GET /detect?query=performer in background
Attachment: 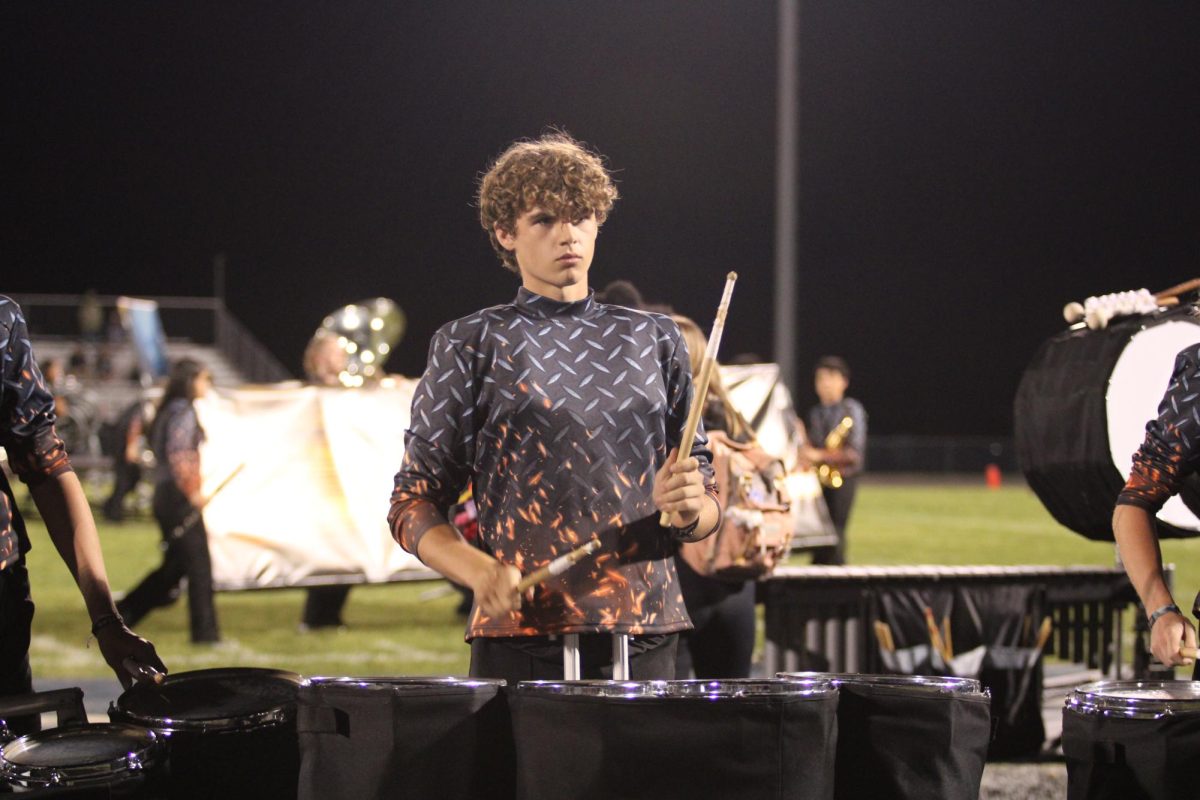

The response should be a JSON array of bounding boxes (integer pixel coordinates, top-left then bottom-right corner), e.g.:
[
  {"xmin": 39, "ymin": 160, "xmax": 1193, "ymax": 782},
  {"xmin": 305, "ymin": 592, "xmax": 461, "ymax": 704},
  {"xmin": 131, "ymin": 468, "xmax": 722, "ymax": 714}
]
[
  {"xmin": 671, "ymin": 315, "xmax": 758, "ymax": 678},
  {"xmin": 1113, "ymin": 342, "xmax": 1200, "ymax": 673},
  {"xmin": 298, "ymin": 331, "xmax": 353, "ymax": 630},
  {"xmin": 390, "ymin": 132, "xmax": 721, "ymax": 686},
  {"xmin": 119, "ymin": 358, "xmax": 221, "ymax": 644},
  {"xmin": 103, "ymin": 397, "xmax": 153, "ymax": 522},
  {"xmin": 801, "ymin": 356, "xmax": 867, "ymax": 565},
  {"xmin": 0, "ymin": 296, "xmax": 163, "ymax": 731}
]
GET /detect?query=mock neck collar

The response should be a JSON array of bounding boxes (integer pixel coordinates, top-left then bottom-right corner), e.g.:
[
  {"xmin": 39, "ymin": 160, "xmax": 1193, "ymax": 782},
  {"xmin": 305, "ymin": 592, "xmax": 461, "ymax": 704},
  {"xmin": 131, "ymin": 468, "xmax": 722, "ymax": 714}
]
[{"xmin": 514, "ymin": 286, "xmax": 597, "ymax": 319}]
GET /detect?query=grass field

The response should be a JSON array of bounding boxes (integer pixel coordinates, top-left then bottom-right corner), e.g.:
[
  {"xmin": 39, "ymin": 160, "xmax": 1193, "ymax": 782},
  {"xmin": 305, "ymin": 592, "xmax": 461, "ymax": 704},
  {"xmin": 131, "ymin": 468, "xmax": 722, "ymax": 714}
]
[{"xmin": 22, "ymin": 478, "xmax": 1200, "ymax": 681}]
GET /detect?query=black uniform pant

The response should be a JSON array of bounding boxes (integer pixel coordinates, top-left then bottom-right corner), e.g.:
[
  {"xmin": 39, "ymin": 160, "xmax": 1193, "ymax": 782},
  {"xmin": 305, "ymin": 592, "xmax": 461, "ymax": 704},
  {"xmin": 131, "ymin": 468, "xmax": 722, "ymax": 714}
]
[
  {"xmin": 0, "ymin": 559, "xmax": 38, "ymax": 735},
  {"xmin": 812, "ymin": 476, "xmax": 858, "ymax": 565},
  {"xmin": 470, "ymin": 633, "xmax": 677, "ymax": 687},
  {"xmin": 119, "ymin": 483, "xmax": 219, "ymax": 643},
  {"xmin": 675, "ymin": 557, "xmax": 756, "ymax": 678},
  {"xmin": 103, "ymin": 458, "xmax": 141, "ymax": 521}
]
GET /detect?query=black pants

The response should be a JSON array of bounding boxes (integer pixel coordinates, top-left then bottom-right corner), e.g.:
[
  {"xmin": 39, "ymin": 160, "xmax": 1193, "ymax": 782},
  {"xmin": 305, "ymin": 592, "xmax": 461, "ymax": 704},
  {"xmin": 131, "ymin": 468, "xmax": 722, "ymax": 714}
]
[
  {"xmin": 675, "ymin": 557, "xmax": 756, "ymax": 678},
  {"xmin": 102, "ymin": 458, "xmax": 141, "ymax": 521},
  {"xmin": 0, "ymin": 559, "xmax": 39, "ymax": 735},
  {"xmin": 812, "ymin": 476, "xmax": 858, "ymax": 565},
  {"xmin": 119, "ymin": 483, "xmax": 219, "ymax": 643},
  {"xmin": 470, "ymin": 633, "xmax": 678, "ymax": 686},
  {"xmin": 301, "ymin": 585, "xmax": 352, "ymax": 628}
]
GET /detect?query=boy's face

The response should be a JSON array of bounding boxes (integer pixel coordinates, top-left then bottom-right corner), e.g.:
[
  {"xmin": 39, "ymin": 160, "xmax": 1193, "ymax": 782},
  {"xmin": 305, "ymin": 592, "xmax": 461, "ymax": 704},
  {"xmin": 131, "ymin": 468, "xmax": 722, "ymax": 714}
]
[
  {"xmin": 814, "ymin": 367, "xmax": 848, "ymax": 405},
  {"xmin": 496, "ymin": 207, "xmax": 598, "ymax": 301}
]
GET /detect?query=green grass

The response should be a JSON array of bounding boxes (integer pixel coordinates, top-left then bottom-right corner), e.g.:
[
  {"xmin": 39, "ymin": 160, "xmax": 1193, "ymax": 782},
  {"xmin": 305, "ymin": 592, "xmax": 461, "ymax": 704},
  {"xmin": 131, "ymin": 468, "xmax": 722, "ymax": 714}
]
[{"xmin": 22, "ymin": 479, "xmax": 1200, "ymax": 680}]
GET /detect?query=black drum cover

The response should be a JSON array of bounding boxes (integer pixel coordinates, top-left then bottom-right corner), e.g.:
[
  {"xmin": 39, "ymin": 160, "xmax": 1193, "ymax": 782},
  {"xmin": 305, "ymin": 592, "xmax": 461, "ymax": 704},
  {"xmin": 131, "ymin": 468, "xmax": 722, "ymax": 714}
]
[
  {"xmin": 1015, "ymin": 308, "xmax": 1200, "ymax": 540},
  {"xmin": 296, "ymin": 677, "xmax": 511, "ymax": 800},
  {"xmin": 1063, "ymin": 681, "xmax": 1200, "ymax": 800},
  {"xmin": 511, "ymin": 679, "xmax": 837, "ymax": 800}
]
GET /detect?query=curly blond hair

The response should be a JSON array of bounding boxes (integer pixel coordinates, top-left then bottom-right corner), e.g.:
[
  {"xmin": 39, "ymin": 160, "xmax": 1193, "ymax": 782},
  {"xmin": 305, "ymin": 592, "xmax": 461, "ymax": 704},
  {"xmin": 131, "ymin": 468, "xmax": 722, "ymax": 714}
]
[{"xmin": 478, "ymin": 132, "xmax": 618, "ymax": 273}]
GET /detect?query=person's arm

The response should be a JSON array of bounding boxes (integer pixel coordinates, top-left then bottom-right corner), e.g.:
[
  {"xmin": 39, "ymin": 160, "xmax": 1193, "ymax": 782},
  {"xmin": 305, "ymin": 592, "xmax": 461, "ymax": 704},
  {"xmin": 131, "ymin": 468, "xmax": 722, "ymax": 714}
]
[
  {"xmin": 30, "ymin": 471, "xmax": 166, "ymax": 686},
  {"xmin": 390, "ymin": 330, "xmax": 524, "ymax": 617},
  {"xmin": 163, "ymin": 405, "xmax": 204, "ymax": 508},
  {"xmin": 1114, "ymin": 344, "xmax": 1200, "ymax": 667},
  {"xmin": 1113, "ymin": 503, "xmax": 1195, "ymax": 666},
  {"xmin": 1, "ymin": 304, "xmax": 163, "ymax": 687}
]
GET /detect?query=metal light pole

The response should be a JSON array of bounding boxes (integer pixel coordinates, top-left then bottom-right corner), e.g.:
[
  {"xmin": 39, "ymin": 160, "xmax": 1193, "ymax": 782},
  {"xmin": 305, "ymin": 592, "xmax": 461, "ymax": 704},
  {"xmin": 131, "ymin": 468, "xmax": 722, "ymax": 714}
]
[{"xmin": 774, "ymin": 0, "xmax": 799, "ymax": 395}]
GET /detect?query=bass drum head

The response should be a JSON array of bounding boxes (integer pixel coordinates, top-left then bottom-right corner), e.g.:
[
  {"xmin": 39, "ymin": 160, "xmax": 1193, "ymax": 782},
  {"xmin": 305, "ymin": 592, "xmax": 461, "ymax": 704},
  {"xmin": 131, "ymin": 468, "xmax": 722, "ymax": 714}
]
[{"xmin": 1016, "ymin": 308, "xmax": 1200, "ymax": 540}]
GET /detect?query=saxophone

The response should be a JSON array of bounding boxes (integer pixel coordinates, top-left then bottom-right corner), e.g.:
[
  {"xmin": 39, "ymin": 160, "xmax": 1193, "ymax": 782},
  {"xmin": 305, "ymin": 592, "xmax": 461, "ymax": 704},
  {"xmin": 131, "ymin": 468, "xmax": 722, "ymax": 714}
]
[{"xmin": 816, "ymin": 416, "xmax": 854, "ymax": 489}]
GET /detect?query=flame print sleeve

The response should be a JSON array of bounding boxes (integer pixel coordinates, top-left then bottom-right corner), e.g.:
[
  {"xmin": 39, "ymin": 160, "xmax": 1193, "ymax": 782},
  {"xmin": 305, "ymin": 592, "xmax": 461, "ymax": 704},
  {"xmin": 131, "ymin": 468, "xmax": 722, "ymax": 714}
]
[
  {"xmin": 1118, "ymin": 344, "xmax": 1200, "ymax": 513},
  {"xmin": 0, "ymin": 298, "xmax": 72, "ymax": 487},
  {"xmin": 390, "ymin": 329, "xmax": 475, "ymax": 557}
]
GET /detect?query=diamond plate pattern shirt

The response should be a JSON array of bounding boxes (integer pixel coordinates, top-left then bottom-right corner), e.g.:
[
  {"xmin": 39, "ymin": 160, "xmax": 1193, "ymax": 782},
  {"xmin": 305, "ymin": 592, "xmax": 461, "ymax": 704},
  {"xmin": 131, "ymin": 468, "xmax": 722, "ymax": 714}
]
[
  {"xmin": 390, "ymin": 287, "xmax": 715, "ymax": 639},
  {"xmin": 1118, "ymin": 343, "xmax": 1200, "ymax": 513},
  {"xmin": 0, "ymin": 297, "xmax": 73, "ymax": 569}
]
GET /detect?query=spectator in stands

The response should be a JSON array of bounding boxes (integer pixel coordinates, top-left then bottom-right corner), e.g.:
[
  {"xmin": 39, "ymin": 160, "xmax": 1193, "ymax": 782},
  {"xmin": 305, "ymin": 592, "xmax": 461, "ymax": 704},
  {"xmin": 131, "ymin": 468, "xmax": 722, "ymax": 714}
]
[
  {"xmin": 800, "ymin": 356, "xmax": 867, "ymax": 565},
  {"xmin": 0, "ymin": 296, "xmax": 164, "ymax": 733},
  {"xmin": 118, "ymin": 359, "xmax": 221, "ymax": 643},
  {"xmin": 1113, "ymin": 343, "xmax": 1199, "ymax": 673}
]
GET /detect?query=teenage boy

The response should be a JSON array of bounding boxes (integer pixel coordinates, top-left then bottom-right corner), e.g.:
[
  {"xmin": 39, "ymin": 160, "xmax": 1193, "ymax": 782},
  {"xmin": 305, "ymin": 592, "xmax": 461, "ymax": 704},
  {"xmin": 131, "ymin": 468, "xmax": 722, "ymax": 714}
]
[
  {"xmin": 802, "ymin": 356, "xmax": 867, "ymax": 565},
  {"xmin": 390, "ymin": 133, "xmax": 721, "ymax": 684}
]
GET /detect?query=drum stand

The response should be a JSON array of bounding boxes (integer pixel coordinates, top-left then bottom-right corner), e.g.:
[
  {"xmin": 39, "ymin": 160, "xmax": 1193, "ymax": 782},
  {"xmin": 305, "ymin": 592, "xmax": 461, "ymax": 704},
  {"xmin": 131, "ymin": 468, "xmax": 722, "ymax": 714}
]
[{"xmin": 562, "ymin": 633, "xmax": 631, "ymax": 680}]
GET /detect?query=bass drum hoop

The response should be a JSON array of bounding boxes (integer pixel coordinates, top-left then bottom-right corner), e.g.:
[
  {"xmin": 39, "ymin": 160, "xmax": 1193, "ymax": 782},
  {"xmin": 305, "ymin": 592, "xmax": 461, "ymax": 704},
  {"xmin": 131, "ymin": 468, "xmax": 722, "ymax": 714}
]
[
  {"xmin": 0, "ymin": 723, "xmax": 159, "ymax": 788},
  {"xmin": 111, "ymin": 667, "xmax": 301, "ymax": 734}
]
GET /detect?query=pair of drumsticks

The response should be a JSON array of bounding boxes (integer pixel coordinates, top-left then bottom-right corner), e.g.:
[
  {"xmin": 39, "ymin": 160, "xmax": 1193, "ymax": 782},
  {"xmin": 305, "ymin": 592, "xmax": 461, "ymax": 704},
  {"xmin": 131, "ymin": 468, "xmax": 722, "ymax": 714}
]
[{"xmin": 873, "ymin": 612, "xmax": 1054, "ymax": 659}]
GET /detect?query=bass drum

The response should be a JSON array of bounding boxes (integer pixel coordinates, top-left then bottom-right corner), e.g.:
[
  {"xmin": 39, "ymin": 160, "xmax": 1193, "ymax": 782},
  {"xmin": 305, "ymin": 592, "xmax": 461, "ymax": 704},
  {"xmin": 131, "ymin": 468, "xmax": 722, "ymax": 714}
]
[{"xmin": 1015, "ymin": 306, "xmax": 1200, "ymax": 540}]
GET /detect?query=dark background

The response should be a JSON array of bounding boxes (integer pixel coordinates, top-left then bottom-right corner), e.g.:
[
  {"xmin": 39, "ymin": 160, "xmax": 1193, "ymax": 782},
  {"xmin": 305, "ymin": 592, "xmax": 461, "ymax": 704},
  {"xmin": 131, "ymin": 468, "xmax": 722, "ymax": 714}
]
[{"xmin": 4, "ymin": 2, "xmax": 1197, "ymax": 435}]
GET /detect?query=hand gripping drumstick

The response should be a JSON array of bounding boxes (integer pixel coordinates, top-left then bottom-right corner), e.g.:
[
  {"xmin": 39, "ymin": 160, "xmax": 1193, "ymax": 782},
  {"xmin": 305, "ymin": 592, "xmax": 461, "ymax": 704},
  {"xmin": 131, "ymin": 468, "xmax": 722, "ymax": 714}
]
[
  {"xmin": 516, "ymin": 538, "xmax": 602, "ymax": 593},
  {"xmin": 169, "ymin": 463, "xmax": 245, "ymax": 539},
  {"xmin": 1179, "ymin": 646, "xmax": 1199, "ymax": 660},
  {"xmin": 659, "ymin": 272, "xmax": 738, "ymax": 528},
  {"xmin": 122, "ymin": 657, "xmax": 165, "ymax": 685}
]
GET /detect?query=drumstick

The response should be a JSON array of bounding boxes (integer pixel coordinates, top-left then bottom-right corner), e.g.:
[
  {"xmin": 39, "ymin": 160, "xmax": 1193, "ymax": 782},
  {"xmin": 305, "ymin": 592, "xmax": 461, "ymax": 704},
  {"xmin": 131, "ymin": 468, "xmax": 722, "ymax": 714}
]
[
  {"xmin": 1033, "ymin": 616, "xmax": 1053, "ymax": 650},
  {"xmin": 942, "ymin": 616, "xmax": 953, "ymax": 659},
  {"xmin": 924, "ymin": 607, "xmax": 951, "ymax": 662},
  {"xmin": 1179, "ymin": 646, "xmax": 1198, "ymax": 659},
  {"xmin": 516, "ymin": 538, "xmax": 601, "ymax": 593},
  {"xmin": 873, "ymin": 621, "xmax": 895, "ymax": 653},
  {"xmin": 1155, "ymin": 278, "xmax": 1200, "ymax": 302},
  {"xmin": 122, "ymin": 657, "xmax": 165, "ymax": 685},
  {"xmin": 170, "ymin": 463, "xmax": 245, "ymax": 539},
  {"xmin": 660, "ymin": 272, "xmax": 738, "ymax": 527}
]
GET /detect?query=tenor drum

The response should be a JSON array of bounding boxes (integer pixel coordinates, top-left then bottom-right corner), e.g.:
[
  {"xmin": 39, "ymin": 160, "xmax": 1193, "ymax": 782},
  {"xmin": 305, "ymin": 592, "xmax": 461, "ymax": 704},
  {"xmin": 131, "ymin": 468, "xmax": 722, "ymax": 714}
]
[
  {"xmin": 109, "ymin": 667, "xmax": 301, "ymax": 800},
  {"xmin": 1015, "ymin": 306, "xmax": 1200, "ymax": 539},
  {"xmin": 512, "ymin": 678, "xmax": 837, "ymax": 800},
  {"xmin": 1064, "ymin": 680, "xmax": 1200, "ymax": 800},
  {"xmin": 780, "ymin": 672, "xmax": 991, "ymax": 800},
  {"xmin": 296, "ymin": 677, "xmax": 510, "ymax": 800},
  {"xmin": 0, "ymin": 723, "xmax": 161, "ymax": 797}
]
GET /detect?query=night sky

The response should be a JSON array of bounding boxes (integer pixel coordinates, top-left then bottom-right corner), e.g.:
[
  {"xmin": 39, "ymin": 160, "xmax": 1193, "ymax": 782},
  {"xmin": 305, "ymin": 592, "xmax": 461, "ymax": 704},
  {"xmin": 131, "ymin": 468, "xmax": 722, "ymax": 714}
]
[{"xmin": 4, "ymin": 2, "xmax": 1197, "ymax": 436}]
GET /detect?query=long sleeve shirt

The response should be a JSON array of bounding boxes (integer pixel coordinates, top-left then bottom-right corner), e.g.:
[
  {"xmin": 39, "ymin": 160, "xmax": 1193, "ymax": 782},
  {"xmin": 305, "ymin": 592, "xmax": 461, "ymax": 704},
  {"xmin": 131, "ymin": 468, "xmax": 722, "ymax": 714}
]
[
  {"xmin": 0, "ymin": 297, "xmax": 73, "ymax": 569},
  {"xmin": 390, "ymin": 287, "xmax": 715, "ymax": 639},
  {"xmin": 1118, "ymin": 343, "xmax": 1200, "ymax": 513}
]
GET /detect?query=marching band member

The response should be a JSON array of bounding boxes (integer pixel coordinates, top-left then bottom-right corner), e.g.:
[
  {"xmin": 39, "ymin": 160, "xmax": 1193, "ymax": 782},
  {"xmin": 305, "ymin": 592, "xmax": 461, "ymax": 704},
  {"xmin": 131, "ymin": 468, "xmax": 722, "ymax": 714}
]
[
  {"xmin": 1113, "ymin": 342, "xmax": 1200, "ymax": 673},
  {"xmin": 390, "ymin": 132, "xmax": 721, "ymax": 685},
  {"xmin": 0, "ymin": 296, "xmax": 163, "ymax": 730}
]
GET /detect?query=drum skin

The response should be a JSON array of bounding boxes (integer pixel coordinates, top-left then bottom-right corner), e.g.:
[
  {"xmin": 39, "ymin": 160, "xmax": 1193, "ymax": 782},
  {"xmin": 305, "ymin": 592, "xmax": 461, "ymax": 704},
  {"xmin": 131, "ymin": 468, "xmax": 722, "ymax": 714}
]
[
  {"xmin": 0, "ymin": 723, "xmax": 162, "ymax": 797},
  {"xmin": 109, "ymin": 667, "xmax": 302, "ymax": 800},
  {"xmin": 1015, "ymin": 308, "xmax": 1200, "ymax": 540},
  {"xmin": 511, "ymin": 679, "xmax": 837, "ymax": 800},
  {"xmin": 1063, "ymin": 680, "xmax": 1200, "ymax": 800}
]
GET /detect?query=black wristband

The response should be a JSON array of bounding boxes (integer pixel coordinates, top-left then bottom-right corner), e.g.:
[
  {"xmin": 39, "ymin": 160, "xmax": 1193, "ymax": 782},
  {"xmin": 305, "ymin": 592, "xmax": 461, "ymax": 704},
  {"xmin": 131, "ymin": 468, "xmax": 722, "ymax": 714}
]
[
  {"xmin": 91, "ymin": 613, "xmax": 125, "ymax": 636},
  {"xmin": 1147, "ymin": 603, "xmax": 1182, "ymax": 629},
  {"xmin": 671, "ymin": 517, "xmax": 700, "ymax": 541}
]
